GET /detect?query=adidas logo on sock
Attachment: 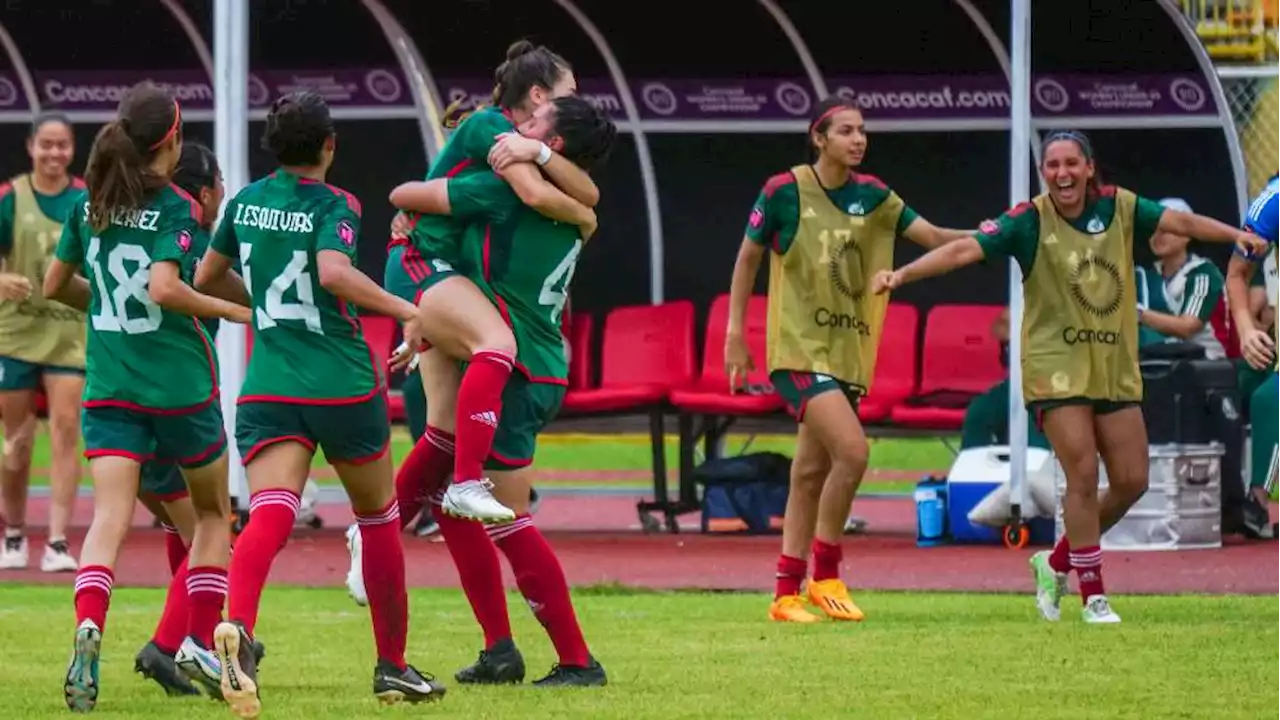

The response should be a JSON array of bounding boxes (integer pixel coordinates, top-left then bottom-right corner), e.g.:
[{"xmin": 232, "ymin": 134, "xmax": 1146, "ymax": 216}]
[{"xmin": 470, "ymin": 410, "xmax": 498, "ymax": 428}]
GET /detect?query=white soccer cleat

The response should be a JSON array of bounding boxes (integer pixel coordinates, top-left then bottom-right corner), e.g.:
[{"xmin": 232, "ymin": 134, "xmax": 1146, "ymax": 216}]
[
  {"xmin": 442, "ymin": 479, "xmax": 516, "ymax": 524},
  {"xmin": 0, "ymin": 534, "xmax": 28, "ymax": 569},
  {"xmin": 1029, "ymin": 550, "xmax": 1068, "ymax": 622},
  {"xmin": 174, "ymin": 636, "xmax": 223, "ymax": 698},
  {"xmin": 42, "ymin": 540, "xmax": 79, "ymax": 573},
  {"xmin": 345, "ymin": 523, "xmax": 368, "ymax": 607},
  {"xmin": 1081, "ymin": 595, "xmax": 1122, "ymax": 624}
]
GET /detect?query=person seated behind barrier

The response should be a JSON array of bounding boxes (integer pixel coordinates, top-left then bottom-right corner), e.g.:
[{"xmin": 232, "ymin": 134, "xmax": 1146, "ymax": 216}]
[
  {"xmin": 1134, "ymin": 199, "xmax": 1227, "ymax": 360},
  {"xmin": 1223, "ymin": 204, "xmax": 1274, "ymax": 535},
  {"xmin": 959, "ymin": 308, "xmax": 1050, "ymax": 450}
]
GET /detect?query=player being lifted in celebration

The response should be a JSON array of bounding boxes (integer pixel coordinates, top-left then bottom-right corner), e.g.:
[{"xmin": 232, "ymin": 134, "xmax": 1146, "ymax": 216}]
[
  {"xmin": 194, "ymin": 90, "xmax": 443, "ymax": 718},
  {"xmin": 382, "ymin": 94, "xmax": 614, "ymax": 687},
  {"xmin": 43, "ymin": 82, "xmax": 252, "ymax": 712},
  {"xmin": 384, "ymin": 40, "xmax": 600, "ymax": 530},
  {"xmin": 725, "ymin": 97, "xmax": 972, "ymax": 624},
  {"xmin": 0, "ymin": 112, "xmax": 86, "ymax": 574},
  {"xmin": 871, "ymin": 130, "xmax": 1268, "ymax": 623}
]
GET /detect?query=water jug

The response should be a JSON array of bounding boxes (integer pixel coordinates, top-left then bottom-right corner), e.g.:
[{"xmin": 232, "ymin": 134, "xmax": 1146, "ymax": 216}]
[{"xmin": 914, "ymin": 476, "xmax": 948, "ymax": 547}]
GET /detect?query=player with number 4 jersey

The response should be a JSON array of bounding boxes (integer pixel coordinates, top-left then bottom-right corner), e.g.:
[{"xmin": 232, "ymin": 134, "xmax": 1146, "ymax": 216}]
[
  {"xmin": 43, "ymin": 83, "xmax": 252, "ymax": 712},
  {"xmin": 194, "ymin": 90, "xmax": 443, "ymax": 718},
  {"xmin": 379, "ymin": 93, "xmax": 616, "ymax": 689}
]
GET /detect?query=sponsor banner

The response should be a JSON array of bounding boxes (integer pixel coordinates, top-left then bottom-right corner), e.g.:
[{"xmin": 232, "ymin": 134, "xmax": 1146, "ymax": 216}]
[
  {"xmin": 3, "ymin": 68, "xmax": 1216, "ymax": 120},
  {"xmin": 32, "ymin": 68, "xmax": 410, "ymax": 111},
  {"xmin": 441, "ymin": 73, "xmax": 1218, "ymax": 120}
]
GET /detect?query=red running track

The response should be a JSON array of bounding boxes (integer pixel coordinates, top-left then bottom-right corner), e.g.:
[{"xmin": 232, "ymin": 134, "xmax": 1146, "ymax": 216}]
[{"xmin": 3, "ymin": 496, "xmax": 1276, "ymax": 595}]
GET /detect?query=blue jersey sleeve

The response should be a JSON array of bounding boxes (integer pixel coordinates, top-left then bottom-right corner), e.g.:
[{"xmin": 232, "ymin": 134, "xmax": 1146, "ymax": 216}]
[{"xmin": 1243, "ymin": 179, "xmax": 1279, "ymax": 257}]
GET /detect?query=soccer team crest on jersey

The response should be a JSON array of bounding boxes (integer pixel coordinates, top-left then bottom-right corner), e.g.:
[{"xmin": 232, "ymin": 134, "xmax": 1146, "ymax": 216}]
[
  {"xmin": 176, "ymin": 229, "xmax": 192, "ymax": 254},
  {"xmin": 338, "ymin": 219, "xmax": 355, "ymax": 246}
]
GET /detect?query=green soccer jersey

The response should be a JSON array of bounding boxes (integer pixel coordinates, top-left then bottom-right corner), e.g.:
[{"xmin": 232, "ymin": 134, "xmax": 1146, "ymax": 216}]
[
  {"xmin": 0, "ymin": 176, "xmax": 86, "ymax": 255},
  {"xmin": 974, "ymin": 187, "xmax": 1167, "ymax": 274},
  {"xmin": 744, "ymin": 170, "xmax": 919, "ymax": 252},
  {"xmin": 55, "ymin": 184, "xmax": 216, "ymax": 411},
  {"xmin": 212, "ymin": 170, "xmax": 380, "ymax": 402},
  {"xmin": 453, "ymin": 171, "xmax": 581, "ymax": 383},
  {"xmin": 409, "ymin": 107, "xmax": 515, "ymax": 268},
  {"xmin": 1135, "ymin": 254, "xmax": 1225, "ymax": 357}
]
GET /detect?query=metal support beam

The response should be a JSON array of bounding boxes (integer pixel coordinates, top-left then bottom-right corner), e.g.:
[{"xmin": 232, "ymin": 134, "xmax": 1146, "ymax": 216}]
[{"xmin": 359, "ymin": 0, "xmax": 447, "ymax": 162}]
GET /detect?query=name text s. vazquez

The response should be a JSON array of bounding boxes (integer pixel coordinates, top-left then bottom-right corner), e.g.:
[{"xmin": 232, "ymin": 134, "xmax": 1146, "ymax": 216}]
[
  {"xmin": 1061, "ymin": 327, "xmax": 1120, "ymax": 346},
  {"xmin": 814, "ymin": 307, "xmax": 872, "ymax": 337}
]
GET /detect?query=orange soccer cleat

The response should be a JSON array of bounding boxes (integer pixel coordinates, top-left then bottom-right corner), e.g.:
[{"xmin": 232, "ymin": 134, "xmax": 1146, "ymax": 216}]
[
  {"xmin": 768, "ymin": 594, "xmax": 822, "ymax": 623},
  {"xmin": 806, "ymin": 579, "xmax": 866, "ymax": 621}
]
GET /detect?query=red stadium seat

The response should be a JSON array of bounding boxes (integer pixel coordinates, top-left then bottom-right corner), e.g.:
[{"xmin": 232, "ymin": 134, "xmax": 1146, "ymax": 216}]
[
  {"xmin": 858, "ymin": 303, "xmax": 920, "ymax": 424},
  {"xmin": 559, "ymin": 302, "xmax": 697, "ymax": 532},
  {"xmin": 566, "ymin": 312, "xmax": 595, "ymax": 391},
  {"xmin": 560, "ymin": 301, "xmax": 696, "ymax": 415},
  {"xmin": 668, "ymin": 294, "xmax": 784, "ymax": 415},
  {"xmin": 891, "ymin": 304, "xmax": 1006, "ymax": 430}
]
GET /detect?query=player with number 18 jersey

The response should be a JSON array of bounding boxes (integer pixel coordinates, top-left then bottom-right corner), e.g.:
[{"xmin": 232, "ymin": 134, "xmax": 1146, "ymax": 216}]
[
  {"xmin": 211, "ymin": 169, "xmax": 388, "ymax": 463},
  {"xmin": 56, "ymin": 184, "xmax": 226, "ymax": 461}
]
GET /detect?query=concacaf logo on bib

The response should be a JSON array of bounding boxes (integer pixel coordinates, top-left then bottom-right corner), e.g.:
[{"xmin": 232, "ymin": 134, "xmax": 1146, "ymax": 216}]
[{"xmin": 1085, "ymin": 217, "xmax": 1105, "ymax": 235}]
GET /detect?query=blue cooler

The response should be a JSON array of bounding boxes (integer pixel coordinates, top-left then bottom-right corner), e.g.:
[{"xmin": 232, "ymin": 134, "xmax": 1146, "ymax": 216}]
[{"xmin": 946, "ymin": 445, "xmax": 1055, "ymax": 544}]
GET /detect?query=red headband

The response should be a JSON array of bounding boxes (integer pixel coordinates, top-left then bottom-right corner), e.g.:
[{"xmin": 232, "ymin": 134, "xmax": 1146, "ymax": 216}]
[
  {"xmin": 149, "ymin": 100, "xmax": 181, "ymax": 151},
  {"xmin": 808, "ymin": 105, "xmax": 845, "ymax": 135}
]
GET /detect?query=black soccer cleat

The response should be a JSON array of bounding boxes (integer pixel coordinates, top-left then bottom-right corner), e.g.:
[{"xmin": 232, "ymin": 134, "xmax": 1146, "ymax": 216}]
[
  {"xmin": 454, "ymin": 638, "xmax": 526, "ymax": 684},
  {"xmin": 374, "ymin": 661, "xmax": 446, "ymax": 704},
  {"xmin": 135, "ymin": 641, "xmax": 201, "ymax": 697},
  {"xmin": 531, "ymin": 656, "xmax": 608, "ymax": 688}
]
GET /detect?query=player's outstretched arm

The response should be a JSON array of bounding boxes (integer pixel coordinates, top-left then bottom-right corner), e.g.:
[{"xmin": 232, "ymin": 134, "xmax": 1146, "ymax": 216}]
[
  {"xmin": 151, "ymin": 261, "xmax": 251, "ymax": 324},
  {"xmin": 872, "ymin": 236, "xmax": 986, "ymax": 295},
  {"xmin": 42, "ymin": 258, "xmax": 90, "ymax": 312},
  {"xmin": 497, "ymin": 162, "xmax": 596, "ymax": 232},
  {"xmin": 193, "ymin": 248, "xmax": 250, "ymax": 306},
  {"xmin": 901, "ymin": 218, "xmax": 974, "ymax": 249},
  {"xmin": 389, "ymin": 180, "xmax": 450, "ymax": 215},
  {"xmin": 1159, "ymin": 208, "xmax": 1267, "ymax": 257}
]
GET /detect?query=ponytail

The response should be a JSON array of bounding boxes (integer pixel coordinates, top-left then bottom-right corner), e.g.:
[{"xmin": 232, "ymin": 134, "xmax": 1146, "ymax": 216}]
[
  {"xmin": 441, "ymin": 97, "xmax": 480, "ymax": 131},
  {"xmin": 85, "ymin": 121, "xmax": 166, "ymax": 232}
]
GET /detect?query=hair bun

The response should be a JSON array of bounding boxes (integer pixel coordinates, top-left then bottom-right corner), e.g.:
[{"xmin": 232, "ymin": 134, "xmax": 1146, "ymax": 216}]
[{"xmin": 506, "ymin": 39, "xmax": 536, "ymax": 61}]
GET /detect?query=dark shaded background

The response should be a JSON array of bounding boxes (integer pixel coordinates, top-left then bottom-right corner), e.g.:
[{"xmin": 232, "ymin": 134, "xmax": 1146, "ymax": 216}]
[{"xmin": 0, "ymin": 0, "xmax": 1238, "ymax": 332}]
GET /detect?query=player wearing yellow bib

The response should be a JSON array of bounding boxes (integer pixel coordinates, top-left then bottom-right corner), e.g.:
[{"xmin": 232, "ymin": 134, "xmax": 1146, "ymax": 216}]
[
  {"xmin": 391, "ymin": 41, "xmax": 600, "ymax": 528},
  {"xmin": 0, "ymin": 113, "xmax": 86, "ymax": 574},
  {"xmin": 873, "ymin": 130, "xmax": 1268, "ymax": 624},
  {"xmin": 725, "ymin": 97, "xmax": 972, "ymax": 625},
  {"xmin": 194, "ymin": 91, "xmax": 442, "ymax": 717},
  {"xmin": 42, "ymin": 83, "xmax": 253, "ymax": 711}
]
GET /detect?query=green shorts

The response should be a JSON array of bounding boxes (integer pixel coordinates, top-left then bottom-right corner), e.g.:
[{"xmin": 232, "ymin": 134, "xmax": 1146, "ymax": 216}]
[
  {"xmin": 0, "ymin": 355, "xmax": 83, "ymax": 391},
  {"xmin": 138, "ymin": 461, "xmax": 189, "ymax": 500},
  {"xmin": 236, "ymin": 394, "xmax": 390, "ymax": 465},
  {"xmin": 391, "ymin": 242, "xmax": 463, "ymax": 299},
  {"xmin": 82, "ymin": 403, "xmax": 226, "ymax": 468},
  {"xmin": 769, "ymin": 370, "xmax": 862, "ymax": 422},
  {"xmin": 1027, "ymin": 397, "xmax": 1140, "ymax": 432},
  {"xmin": 487, "ymin": 374, "xmax": 565, "ymax": 471}
]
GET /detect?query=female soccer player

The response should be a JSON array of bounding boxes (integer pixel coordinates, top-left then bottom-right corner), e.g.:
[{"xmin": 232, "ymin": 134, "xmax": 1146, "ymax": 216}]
[
  {"xmin": 872, "ymin": 130, "xmax": 1268, "ymax": 623},
  {"xmin": 0, "ymin": 112, "xmax": 85, "ymax": 574},
  {"xmin": 134, "ymin": 140, "xmax": 262, "ymax": 698},
  {"xmin": 43, "ymin": 82, "xmax": 251, "ymax": 712},
  {"xmin": 725, "ymin": 96, "xmax": 973, "ymax": 624},
  {"xmin": 194, "ymin": 90, "xmax": 442, "ymax": 718},
  {"xmin": 383, "ymin": 94, "xmax": 614, "ymax": 687},
  {"xmin": 390, "ymin": 40, "xmax": 600, "ymax": 527}
]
